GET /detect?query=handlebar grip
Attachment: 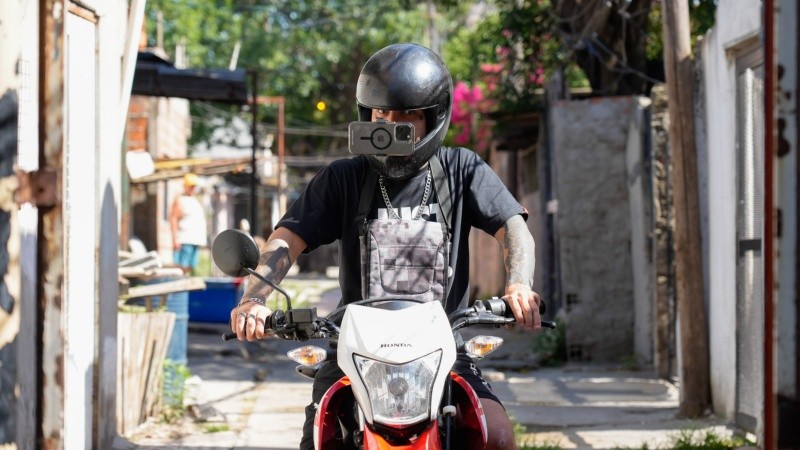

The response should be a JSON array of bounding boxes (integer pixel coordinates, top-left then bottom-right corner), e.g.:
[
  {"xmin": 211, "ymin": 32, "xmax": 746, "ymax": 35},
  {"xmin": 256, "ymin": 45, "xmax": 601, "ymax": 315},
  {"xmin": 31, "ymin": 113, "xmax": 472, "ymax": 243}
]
[
  {"xmin": 481, "ymin": 297, "xmax": 548, "ymax": 317},
  {"xmin": 481, "ymin": 297, "xmax": 510, "ymax": 316},
  {"xmin": 222, "ymin": 332, "xmax": 237, "ymax": 341},
  {"xmin": 221, "ymin": 311, "xmax": 282, "ymax": 341}
]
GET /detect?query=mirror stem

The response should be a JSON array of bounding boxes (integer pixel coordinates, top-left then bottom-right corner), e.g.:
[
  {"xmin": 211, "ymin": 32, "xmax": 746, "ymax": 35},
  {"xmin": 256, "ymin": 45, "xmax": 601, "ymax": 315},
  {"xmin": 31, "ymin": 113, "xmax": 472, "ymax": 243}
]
[{"xmin": 243, "ymin": 266, "xmax": 293, "ymax": 310}]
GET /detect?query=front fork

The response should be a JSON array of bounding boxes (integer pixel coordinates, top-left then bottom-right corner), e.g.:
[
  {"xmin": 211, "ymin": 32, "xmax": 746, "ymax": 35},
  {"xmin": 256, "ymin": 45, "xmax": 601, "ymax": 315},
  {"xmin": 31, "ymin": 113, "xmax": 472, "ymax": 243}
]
[{"xmin": 441, "ymin": 376, "xmax": 454, "ymax": 450}]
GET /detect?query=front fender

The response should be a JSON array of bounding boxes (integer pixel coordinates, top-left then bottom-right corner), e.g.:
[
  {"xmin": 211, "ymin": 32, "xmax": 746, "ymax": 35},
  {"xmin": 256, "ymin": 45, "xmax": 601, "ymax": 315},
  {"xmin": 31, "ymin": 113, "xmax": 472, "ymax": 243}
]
[
  {"xmin": 315, "ymin": 377, "xmax": 353, "ymax": 450},
  {"xmin": 449, "ymin": 372, "xmax": 488, "ymax": 450}
]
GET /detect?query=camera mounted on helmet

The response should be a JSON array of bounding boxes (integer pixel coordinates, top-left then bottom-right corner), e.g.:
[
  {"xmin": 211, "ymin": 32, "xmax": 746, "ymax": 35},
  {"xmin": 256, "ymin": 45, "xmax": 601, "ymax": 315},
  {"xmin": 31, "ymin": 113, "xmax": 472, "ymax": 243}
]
[{"xmin": 354, "ymin": 43, "xmax": 453, "ymax": 180}]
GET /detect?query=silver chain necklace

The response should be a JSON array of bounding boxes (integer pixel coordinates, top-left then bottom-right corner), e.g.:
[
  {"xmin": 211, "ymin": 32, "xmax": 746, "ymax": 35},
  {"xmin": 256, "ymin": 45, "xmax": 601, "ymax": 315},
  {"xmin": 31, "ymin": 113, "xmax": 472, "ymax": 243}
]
[{"xmin": 378, "ymin": 168, "xmax": 432, "ymax": 220}]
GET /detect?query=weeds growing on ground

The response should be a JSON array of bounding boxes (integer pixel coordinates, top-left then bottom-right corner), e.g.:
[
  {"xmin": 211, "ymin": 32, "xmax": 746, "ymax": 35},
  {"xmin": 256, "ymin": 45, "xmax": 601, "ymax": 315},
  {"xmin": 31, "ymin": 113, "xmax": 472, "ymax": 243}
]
[
  {"xmin": 203, "ymin": 423, "xmax": 230, "ymax": 433},
  {"xmin": 514, "ymin": 425, "xmax": 754, "ymax": 450},
  {"xmin": 666, "ymin": 428, "xmax": 754, "ymax": 450},
  {"xmin": 514, "ymin": 422, "xmax": 563, "ymax": 450},
  {"xmin": 518, "ymin": 439, "xmax": 564, "ymax": 450},
  {"xmin": 532, "ymin": 313, "xmax": 567, "ymax": 366},
  {"xmin": 615, "ymin": 428, "xmax": 756, "ymax": 450},
  {"xmin": 159, "ymin": 359, "xmax": 191, "ymax": 424}
]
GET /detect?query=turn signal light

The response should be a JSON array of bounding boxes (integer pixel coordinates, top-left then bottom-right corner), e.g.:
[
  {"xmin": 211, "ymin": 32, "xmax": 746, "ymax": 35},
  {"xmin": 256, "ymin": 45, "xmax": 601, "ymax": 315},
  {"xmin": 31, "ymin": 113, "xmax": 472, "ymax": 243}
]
[
  {"xmin": 464, "ymin": 335, "xmax": 504, "ymax": 359},
  {"xmin": 287, "ymin": 346, "xmax": 327, "ymax": 366}
]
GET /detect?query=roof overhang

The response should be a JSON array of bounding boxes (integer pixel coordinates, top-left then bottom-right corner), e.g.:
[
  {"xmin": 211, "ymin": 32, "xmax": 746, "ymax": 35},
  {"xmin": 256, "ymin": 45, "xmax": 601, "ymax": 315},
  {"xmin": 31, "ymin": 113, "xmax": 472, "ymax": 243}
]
[
  {"xmin": 129, "ymin": 157, "xmax": 254, "ymax": 184},
  {"xmin": 132, "ymin": 51, "xmax": 249, "ymax": 104}
]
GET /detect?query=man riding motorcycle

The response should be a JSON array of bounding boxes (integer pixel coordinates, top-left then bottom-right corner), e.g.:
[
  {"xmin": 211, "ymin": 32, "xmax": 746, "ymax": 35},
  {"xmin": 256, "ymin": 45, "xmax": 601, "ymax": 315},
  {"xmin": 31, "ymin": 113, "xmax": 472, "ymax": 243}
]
[{"xmin": 229, "ymin": 42, "xmax": 542, "ymax": 450}]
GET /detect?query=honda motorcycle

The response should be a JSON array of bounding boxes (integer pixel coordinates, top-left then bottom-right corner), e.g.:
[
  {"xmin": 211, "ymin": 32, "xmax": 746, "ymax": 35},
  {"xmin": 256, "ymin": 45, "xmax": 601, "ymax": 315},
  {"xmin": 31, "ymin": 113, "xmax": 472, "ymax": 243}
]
[{"xmin": 212, "ymin": 229, "xmax": 555, "ymax": 450}]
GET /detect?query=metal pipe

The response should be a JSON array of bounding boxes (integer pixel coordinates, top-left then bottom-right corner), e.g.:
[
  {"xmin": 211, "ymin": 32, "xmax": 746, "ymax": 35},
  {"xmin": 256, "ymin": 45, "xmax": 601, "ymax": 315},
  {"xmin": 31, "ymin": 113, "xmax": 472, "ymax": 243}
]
[
  {"xmin": 763, "ymin": 0, "xmax": 777, "ymax": 448},
  {"xmin": 250, "ymin": 70, "xmax": 258, "ymax": 235}
]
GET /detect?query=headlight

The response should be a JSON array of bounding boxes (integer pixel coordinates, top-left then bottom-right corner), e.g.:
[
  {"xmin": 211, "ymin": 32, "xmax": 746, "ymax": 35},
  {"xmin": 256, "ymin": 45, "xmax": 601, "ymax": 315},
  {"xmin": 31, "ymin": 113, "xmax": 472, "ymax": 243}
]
[{"xmin": 353, "ymin": 350, "xmax": 442, "ymax": 426}]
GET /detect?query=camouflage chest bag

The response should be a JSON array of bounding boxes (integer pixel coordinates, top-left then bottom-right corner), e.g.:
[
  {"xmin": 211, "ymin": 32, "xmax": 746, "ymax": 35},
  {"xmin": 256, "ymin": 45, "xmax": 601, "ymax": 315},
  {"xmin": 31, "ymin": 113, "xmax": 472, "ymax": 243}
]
[{"xmin": 356, "ymin": 157, "xmax": 454, "ymax": 303}]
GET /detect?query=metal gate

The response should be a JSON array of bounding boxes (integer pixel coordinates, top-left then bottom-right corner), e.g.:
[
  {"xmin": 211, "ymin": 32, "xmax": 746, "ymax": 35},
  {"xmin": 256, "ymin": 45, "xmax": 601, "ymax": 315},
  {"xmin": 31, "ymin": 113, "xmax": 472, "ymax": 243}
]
[{"xmin": 735, "ymin": 61, "xmax": 764, "ymax": 435}]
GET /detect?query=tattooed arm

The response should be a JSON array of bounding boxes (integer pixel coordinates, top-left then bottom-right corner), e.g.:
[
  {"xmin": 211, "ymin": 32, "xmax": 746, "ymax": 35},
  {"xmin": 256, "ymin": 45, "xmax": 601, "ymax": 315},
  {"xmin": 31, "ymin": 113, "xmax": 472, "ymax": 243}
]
[
  {"xmin": 231, "ymin": 227, "xmax": 308, "ymax": 341},
  {"xmin": 494, "ymin": 214, "xmax": 541, "ymax": 330}
]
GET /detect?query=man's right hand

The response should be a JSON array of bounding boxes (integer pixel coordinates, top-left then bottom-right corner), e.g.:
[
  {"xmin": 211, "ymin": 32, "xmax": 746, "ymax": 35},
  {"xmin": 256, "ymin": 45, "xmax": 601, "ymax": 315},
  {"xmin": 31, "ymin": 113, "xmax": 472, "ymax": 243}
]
[
  {"xmin": 229, "ymin": 227, "xmax": 308, "ymax": 342},
  {"xmin": 230, "ymin": 300, "xmax": 272, "ymax": 341}
]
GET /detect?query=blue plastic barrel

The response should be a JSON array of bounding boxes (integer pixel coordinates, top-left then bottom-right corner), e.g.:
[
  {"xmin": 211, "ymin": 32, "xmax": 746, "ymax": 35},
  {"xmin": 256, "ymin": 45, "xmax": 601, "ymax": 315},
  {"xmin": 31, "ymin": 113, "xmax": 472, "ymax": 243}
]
[
  {"xmin": 164, "ymin": 289, "xmax": 189, "ymax": 366},
  {"xmin": 188, "ymin": 277, "xmax": 245, "ymax": 324}
]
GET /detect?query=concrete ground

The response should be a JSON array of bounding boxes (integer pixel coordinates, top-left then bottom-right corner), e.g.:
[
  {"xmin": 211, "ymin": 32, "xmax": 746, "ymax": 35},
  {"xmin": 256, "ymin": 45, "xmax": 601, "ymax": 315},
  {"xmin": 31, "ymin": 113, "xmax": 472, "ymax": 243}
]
[{"xmin": 112, "ymin": 275, "xmax": 743, "ymax": 450}]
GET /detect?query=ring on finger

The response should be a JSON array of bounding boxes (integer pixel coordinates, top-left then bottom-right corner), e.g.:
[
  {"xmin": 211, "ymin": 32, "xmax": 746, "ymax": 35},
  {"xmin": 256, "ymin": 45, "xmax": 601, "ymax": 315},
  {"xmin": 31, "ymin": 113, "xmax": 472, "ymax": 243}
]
[
  {"xmin": 248, "ymin": 314, "xmax": 257, "ymax": 320},
  {"xmin": 237, "ymin": 312, "xmax": 247, "ymax": 318}
]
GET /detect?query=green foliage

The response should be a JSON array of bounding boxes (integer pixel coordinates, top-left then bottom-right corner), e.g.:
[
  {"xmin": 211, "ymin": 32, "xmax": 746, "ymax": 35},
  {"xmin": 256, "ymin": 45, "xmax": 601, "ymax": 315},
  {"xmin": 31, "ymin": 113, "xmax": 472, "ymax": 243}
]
[
  {"xmin": 193, "ymin": 248, "xmax": 212, "ymax": 277},
  {"xmin": 619, "ymin": 354, "xmax": 641, "ymax": 371},
  {"xmin": 443, "ymin": 0, "xmax": 715, "ymax": 108},
  {"xmin": 519, "ymin": 440, "xmax": 564, "ymax": 450},
  {"xmin": 514, "ymin": 422, "xmax": 564, "ymax": 450},
  {"xmin": 513, "ymin": 424, "xmax": 752, "ymax": 450},
  {"xmin": 647, "ymin": 1, "xmax": 718, "ymax": 61},
  {"xmin": 615, "ymin": 428, "xmax": 756, "ymax": 450},
  {"xmin": 147, "ymin": 0, "xmax": 717, "ymax": 148},
  {"xmin": 204, "ymin": 423, "xmax": 231, "ymax": 433},
  {"xmin": 146, "ymin": 0, "xmax": 442, "ymax": 152},
  {"xmin": 442, "ymin": 1, "xmax": 562, "ymax": 114},
  {"xmin": 160, "ymin": 359, "xmax": 191, "ymax": 423},
  {"xmin": 442, "ymin": 12, "xmax": 504, "ymax": 84},
  {"xmin": 117, "ymin": 303, "xmax": 149, "ymax": 313},
  {"xmin": 666, "ymin": 429, "xmax": 753, "ymax": 450},
  {"xmin": 533, "ymin": 315, "xmax": 567, "ymax": 366}
]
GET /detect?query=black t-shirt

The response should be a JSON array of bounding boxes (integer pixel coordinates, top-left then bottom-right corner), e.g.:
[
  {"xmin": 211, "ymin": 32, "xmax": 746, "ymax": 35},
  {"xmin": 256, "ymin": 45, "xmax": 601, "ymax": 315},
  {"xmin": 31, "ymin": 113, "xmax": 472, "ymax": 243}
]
[{"xmin": 276, "ymin": 147, "xmax": 526, "ymax": 313}]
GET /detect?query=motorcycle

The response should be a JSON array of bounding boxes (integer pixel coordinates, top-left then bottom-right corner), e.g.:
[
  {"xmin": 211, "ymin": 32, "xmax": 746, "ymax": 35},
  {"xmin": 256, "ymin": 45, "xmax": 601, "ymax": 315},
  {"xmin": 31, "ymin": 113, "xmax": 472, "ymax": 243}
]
[{"xmin": 212, "ymin": 229, "xmax": 556, "ymax": 450}]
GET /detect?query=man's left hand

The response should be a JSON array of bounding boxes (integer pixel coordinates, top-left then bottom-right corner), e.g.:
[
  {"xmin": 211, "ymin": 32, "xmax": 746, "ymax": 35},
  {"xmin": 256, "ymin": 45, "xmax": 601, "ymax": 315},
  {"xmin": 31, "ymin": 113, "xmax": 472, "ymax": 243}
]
[{"xmin": 502, "ymin": 283, "xmax": 541, "ymax": 330}]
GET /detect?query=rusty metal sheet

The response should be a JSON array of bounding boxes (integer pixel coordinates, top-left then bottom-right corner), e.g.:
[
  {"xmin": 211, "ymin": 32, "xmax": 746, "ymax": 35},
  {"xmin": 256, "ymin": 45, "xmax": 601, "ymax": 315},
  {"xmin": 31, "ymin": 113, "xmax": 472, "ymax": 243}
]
[
  {"xmin": 40, "ymin": 1, "xmax": 66, "ymax": 448},
  {"xmin": 14, "ymin": 168, "xmax": 58, "ymax": 207}
]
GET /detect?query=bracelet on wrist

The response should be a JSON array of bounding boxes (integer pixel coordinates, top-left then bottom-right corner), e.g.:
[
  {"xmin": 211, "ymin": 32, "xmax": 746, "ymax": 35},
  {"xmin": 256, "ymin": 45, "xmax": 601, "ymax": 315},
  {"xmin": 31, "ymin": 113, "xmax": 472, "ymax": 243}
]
[{"xmin": 239, "ymin": 297, "xmax": 266, "ymax": 306}]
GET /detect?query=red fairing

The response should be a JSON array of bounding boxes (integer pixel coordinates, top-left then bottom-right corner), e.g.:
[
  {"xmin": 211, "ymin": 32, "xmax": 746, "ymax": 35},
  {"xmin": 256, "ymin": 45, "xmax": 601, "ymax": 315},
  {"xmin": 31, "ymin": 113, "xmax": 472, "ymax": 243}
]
[
  {"xmin": 314, "ymin": 373, "xmax": 487, "ymax": 450},
  {"xmin": 362, "ymin": 422, "xmax": 441, "ymax": 450},
  {"xmin": 314, "ymin": 377, "xmax": 353, "ymax": 450}
]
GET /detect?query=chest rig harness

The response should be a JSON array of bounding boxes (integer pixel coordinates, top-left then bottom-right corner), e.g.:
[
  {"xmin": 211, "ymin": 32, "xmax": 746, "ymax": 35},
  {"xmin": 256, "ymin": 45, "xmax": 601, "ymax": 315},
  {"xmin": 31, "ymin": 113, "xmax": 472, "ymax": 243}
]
[{"xmin": 356, "ymin": 157, "xmax": 454, "ymax": 303}]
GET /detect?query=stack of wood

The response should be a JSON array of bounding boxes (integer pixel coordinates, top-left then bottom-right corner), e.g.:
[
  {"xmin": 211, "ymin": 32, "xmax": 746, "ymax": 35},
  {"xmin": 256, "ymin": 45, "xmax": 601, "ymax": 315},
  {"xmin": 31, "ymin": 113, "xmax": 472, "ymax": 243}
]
[
  {"xmin": 118, "ymin": 250, "xmax": 205, "ymax": 310},
  {"xmin": 116, "ymin": 249, "xmax": 207, "ymax": 435}
]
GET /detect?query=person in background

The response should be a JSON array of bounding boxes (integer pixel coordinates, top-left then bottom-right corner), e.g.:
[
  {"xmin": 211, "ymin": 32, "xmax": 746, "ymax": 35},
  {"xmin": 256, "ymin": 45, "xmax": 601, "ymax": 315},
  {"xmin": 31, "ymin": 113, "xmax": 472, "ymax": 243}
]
[{"xmin": 170, "ymin": 173, "xmax": 207, "ymax": 274}]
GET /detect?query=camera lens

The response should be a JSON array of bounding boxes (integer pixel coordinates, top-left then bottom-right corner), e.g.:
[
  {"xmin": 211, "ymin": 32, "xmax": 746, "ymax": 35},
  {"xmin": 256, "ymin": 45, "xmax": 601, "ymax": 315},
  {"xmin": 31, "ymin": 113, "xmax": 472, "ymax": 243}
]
[{"xmin": 395, "ymin": 125, "xmax": 412, "ymax": 142}]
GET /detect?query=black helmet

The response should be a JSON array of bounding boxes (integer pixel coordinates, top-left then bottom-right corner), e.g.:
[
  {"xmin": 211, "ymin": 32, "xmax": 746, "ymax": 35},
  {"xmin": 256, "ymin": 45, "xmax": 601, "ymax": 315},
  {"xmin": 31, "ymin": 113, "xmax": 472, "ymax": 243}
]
[{"xmin": 356, "ymin": 43, "xmax": 453, "ymax": 180}]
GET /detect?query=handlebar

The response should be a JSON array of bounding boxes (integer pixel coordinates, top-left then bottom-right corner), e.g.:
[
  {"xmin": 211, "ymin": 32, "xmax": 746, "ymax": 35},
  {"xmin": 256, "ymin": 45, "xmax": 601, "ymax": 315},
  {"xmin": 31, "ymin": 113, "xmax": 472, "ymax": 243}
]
[
  {"xmin": 449, "ymin": 297, "xmax": 556, "ymax": 331},
  {"xmin": 222, "ymin": 307, "xmax": 337, "ymax": 341},
  {"xmin": 222, "ymin": 297, "xmax": 555, "ymax": 341}
]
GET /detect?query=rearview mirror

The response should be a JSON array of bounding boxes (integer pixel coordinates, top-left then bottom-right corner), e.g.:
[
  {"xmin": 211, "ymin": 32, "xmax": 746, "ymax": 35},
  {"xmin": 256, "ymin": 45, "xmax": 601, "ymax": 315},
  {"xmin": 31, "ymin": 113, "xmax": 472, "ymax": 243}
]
[{"xmin": 211, "ymin": 229, "xmax": 260, "ymax": 277}]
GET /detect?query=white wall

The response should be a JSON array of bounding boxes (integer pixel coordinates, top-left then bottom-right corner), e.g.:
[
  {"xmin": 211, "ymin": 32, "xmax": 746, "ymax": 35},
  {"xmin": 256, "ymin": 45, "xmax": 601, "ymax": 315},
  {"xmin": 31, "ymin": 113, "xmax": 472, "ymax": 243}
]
[
  {"xmin": 699, "ymin": 0, "xmax": 762, "ymax": 419},
  {"xmin": 64, "ymin": 11, "xmax": 98, "ymax": 449},
  {"xmin": 96, "ymin": 1, "xmax": 127, "ymax": 447},
  {"xmin": 551, "ymin": 96, "xmax": 652, "ymax": 364},
  {"xmin": 64, "ymin": 2, "xmax": 128, "ymax": 448}
]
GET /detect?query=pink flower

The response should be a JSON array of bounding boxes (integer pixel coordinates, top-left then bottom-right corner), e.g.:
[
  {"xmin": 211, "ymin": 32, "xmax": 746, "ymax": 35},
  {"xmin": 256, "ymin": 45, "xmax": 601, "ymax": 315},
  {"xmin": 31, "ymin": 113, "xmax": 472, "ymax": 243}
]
[{"xmin": 480, "ymin": 63, "xmax": 503, "ymax": 74}]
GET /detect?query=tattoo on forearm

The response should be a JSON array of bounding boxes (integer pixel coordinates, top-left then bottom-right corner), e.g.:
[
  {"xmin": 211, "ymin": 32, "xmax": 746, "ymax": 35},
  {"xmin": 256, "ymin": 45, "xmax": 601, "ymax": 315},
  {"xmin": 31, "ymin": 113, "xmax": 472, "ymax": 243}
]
[
  {"xmin": 247, "ymin": 242, "xmax": 293, "ymax": 299},
  {"xmin": 500, "ymin": 216, "xmax": 536, "ymax": 288}
]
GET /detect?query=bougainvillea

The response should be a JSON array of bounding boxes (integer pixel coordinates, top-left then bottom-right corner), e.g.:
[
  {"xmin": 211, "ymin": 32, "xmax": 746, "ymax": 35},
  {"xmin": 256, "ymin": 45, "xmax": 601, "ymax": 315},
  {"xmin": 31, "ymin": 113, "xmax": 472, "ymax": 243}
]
[{"xmin": 449, "ymin": 74, "xmax": 497, "ymax": 156}]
